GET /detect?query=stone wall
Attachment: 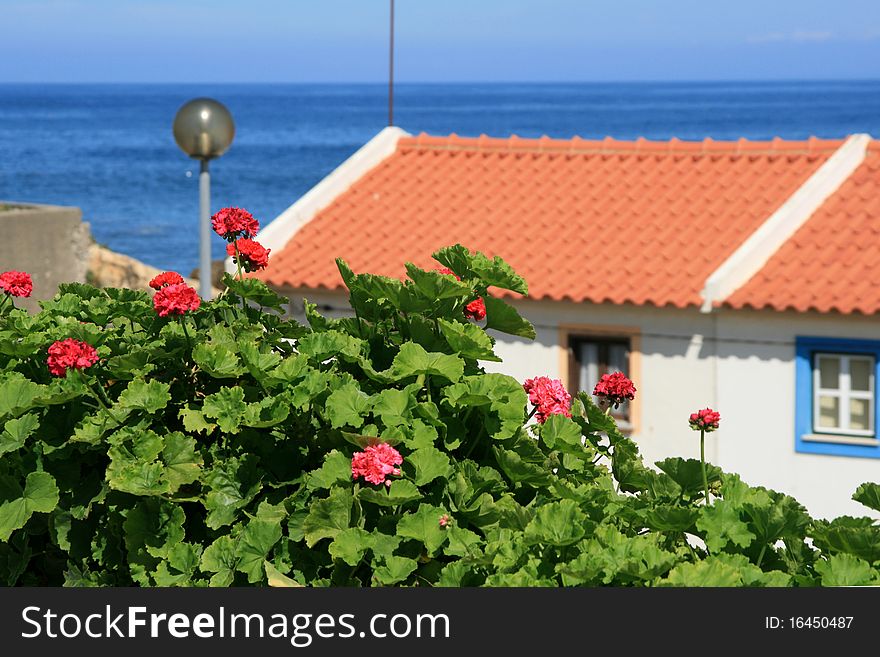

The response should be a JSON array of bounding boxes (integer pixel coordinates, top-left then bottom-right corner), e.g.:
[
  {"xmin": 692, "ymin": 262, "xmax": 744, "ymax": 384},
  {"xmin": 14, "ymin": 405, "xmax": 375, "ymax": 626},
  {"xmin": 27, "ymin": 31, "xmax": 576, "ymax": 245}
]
[
  {"xmin": 0, "ymin": 202, "xmax": 90, "ymax": 313},
  {"xmin": 1, "ymin": 201, "xmax": 218, "ymax": 312}
]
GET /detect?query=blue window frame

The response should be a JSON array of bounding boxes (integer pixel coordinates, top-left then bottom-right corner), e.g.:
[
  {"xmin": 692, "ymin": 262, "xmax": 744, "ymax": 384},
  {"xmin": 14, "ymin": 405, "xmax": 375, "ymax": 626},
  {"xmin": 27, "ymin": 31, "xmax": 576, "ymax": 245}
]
[{"xmin": 796, "ymin": 336, "xmax": 880, "ymax": 458}]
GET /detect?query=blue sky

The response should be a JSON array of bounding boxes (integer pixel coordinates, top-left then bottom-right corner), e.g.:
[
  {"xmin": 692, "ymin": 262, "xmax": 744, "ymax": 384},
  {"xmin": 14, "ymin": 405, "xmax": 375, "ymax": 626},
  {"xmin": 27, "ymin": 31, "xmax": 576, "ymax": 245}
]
[{"xmin": 1, "ymin": 0, "xmax": 879, "ymax": 82}]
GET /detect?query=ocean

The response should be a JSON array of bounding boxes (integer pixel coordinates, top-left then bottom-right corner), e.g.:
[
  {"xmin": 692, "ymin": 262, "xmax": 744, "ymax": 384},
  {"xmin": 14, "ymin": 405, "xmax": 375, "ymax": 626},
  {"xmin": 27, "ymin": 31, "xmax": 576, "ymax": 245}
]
[{"xmin": 1, "ymin": 81, "xmax": 879, "ymax": 274}]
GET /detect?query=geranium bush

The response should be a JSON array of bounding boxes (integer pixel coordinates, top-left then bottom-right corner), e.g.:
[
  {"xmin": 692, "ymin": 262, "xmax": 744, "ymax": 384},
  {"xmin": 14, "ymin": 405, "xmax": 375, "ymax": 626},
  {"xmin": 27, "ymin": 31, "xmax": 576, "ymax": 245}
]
[{"xmin": 1, "ymin": 241, "xmax": 879, "ymax": 587}]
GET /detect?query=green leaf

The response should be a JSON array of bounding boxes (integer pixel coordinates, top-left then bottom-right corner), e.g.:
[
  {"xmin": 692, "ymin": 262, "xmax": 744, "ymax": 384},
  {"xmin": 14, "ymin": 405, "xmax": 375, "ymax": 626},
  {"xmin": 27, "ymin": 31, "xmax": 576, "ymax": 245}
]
[
  {"xmin": 744, "ymin": 494, "xmax": 810, "ymax": 546},
  {"xmin": 372, "ymin": 555, "xmax": 417, "ymax": 585},
  {"xmin": 178, "ymin": 405, "xmax": 216, "ymax": 435},
  {"xmin": 203, "ymin": 456, "xmax": 262, "ymax": 529},
  {"xmin": 200, "ymin": 536, "xmax": 238, "ymax": 587},
  {"xmin": 437, "ymin": 318, "xmax": 500, "ymax": 361},
  {"xmin": 192, "ymin": 343, "xmax": 246, "ymax": 378},
  {"xmin": 122, "ymin": 499, "xmax": 185, "ymax": 585},
  {"xmin": 236, "ymin": 518, "xmax": 283, "ymax": 583},
  {"xmin": 0, "ymin": 472, "xmax": 60, "ymax": 542},
  {"xmin": 660, "ymin": 556, "xmax": 745, "ymax": 587},
  {"xmin": 432, "ymin": 245, "xmax": 528, "ymax": 295},
  {"xmin": 357, "ymin": 480, "xmax": 423, "ymax": 507},
  {"xmin": 493, "ymin": 447, "xmax": 551, "ymax": 486},
  {"xmin": 443, "ymin": 525, "xmax": 483, "ymax": 558},
  {"xmin": 307, "ymin": 450, "xmax": 354, "ymax": 490},
  {"xmin": 468, "ymin": 251, "xmax": 528, "ymax": 295},
  {"xmin": 810, "ymin": 517, "xmax": 880, "ymax": 563},
  {"xmin": 390, "ymin": 343, "xmax": 464, "ymax": 383},
  {"xmin": 404, "ymin": 446, "xmax": 453, "ymax": 487},
  {"xmin": 481, "ymin": 297, "xmax": 536, "ymax": 339},
  {"xmin": 371, "ymin": 387, "xmax": 416, "ymax": 426},
  {"xmin": 265, "ymin": 561, "xmax": 304, "ymax": 587},
  {"xmin": 297, "ymin": 330, "xmax": 364, "ymax": 363},
  {"xmin": 267, "ymin": 354, "xmax": 311, "ymax": 385},
  {"xmin": 117, "ymin": 379, "xmax": 171, "ymax": 414},
  {"xmin": 405, "ymin": 264, "xmax": 474, "ymax": 300},
  {"xmin": 396, "ymin": 504, "xmax": 449, "ymax": 554},
  {"xmin": 853, "ymin": 482, "xmax": 880, "ymax": 513},
  {"xmin": 222, "ymin": 275, "xmax": 290, "ymax": 313},
  {"xmin": 540, "ymin": 414, "xmax": 584, "ymax": 451},
  {"xmin": 643, "ymin": 505, "xmax": 699, "ymax": 533},
  {"xmin": 696, "ymin": 501, "xmax": 756, "ymax": 553},
  {"xmin": 303, "ymin": 488, "xmax": 353, "ymax": 547},
  {"xmin": 0, "ymin": 374, "xmax": 43, "ymax": 418},
  {"xmin": 162, "ymin": 432, "xmax": 202, "ymax": 492},
  {"xmin": 524, "ymin": 499, "xmax": 587, "ymax": 547},
  {"xmin": 815, "ymin": 553, "xmax": 878, "ymax": 586},
  {"xmin": 656, "ymin": 457, "xmax": 723, "ymax": 498},
  {"xmin": 238, "ymin": 341, "xmax": 283, "ymax": 380},
  {"xmin": 328, "ymin": 527, "xmax": 374, "ymax": 567},
  {"xmin": 324, "ymin": 382, "xmax": 370, "ymax": 429},
  {"xmin": 243, "ymin": 395, "xmax": 290, "ymax": 428},
  {"xmin": 203, "ymin": 387, "xmax": 248, "ymax": 434},
  {"xmin": 0, "ymin": 413, "xmax": 39, "ymax": 456}
]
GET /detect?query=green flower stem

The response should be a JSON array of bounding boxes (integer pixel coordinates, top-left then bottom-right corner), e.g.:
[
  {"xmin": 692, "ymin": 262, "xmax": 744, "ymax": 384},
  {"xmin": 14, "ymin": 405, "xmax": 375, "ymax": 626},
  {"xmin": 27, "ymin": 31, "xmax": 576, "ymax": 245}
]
[
  {"xmin": 700, "ymin": 428, "xmax": 710, "ymax": 506},
  {"xmin": 234, "ymin": 243, "xmax": 243, "ymax": 281},
  {"xmin": 756, "ymin": 544, "xmax": 767, "ymax": 568},
  {"xmin": 181, "ymin": 315, "xmax": 194, "ymax": 353},
  {"xmin": 0, "ymin": 294, "xmax": 9, "ymax": 313},
  {"xmin": 424, "ymin": 374, "xmax": 433, "ymax": 405},
  {"xmin": 77, "ymin": 370, "xmax": 122, "ymax": 426}
]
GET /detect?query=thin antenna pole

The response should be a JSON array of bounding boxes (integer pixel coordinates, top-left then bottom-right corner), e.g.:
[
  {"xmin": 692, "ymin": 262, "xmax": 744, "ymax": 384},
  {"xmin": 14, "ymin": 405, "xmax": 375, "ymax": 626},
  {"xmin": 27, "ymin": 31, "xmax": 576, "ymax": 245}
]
[{"xmin": 389, "ymin": 0, "xmax": 394, "ymax": 126}]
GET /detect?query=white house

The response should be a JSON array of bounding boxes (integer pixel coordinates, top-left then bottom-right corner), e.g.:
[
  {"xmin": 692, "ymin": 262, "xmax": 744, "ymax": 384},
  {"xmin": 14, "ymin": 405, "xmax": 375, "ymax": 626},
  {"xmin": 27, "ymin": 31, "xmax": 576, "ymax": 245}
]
[{"xmin": 244, "ymin": 127, "xmax": 880, "ymax": 519}]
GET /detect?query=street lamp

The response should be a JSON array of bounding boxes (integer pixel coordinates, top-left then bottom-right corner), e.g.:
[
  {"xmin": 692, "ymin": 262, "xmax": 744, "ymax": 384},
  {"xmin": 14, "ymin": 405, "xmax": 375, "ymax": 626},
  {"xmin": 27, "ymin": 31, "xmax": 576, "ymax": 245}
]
[{"xmin": 172, "ymin": 98, "xmax": 235, "ymax": 299}]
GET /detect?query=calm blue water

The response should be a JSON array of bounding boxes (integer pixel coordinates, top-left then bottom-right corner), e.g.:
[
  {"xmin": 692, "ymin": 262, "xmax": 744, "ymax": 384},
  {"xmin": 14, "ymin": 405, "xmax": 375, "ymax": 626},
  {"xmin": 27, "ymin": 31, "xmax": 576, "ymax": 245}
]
[{"xmin": 1, "ymin": 81, "xmax": 880, "ymax": 274}]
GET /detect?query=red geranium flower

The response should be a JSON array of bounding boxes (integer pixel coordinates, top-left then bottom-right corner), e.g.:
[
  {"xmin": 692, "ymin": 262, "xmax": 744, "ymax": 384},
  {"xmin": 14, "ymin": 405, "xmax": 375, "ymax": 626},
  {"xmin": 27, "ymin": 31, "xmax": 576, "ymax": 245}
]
[
  {"xmin": 227, "ymin": 238, "xmax": 270, "ymax": 272},
  {"xmin": 148, "ymin": 271, "xmax": 184, "ymax": 290},
  {"xmin": 523, "ymin": 376, "xmax": 572, "ymax": 423},
  {"xmin": 464, "ymin": 297, "xmax": 487, "ymax": 321},
  {"xmin": 211, "ymin": 207, "xmax": 259, "ymax": 241},
  {"xmin": 689, "ymin": 408, "xmax": 721, "ymax": 432},
  {"xmin": 351, "ymin": 443, "xmax": 403, "ymax": 487},
  {"xmin": 153, "ymin": 282, "xmax": 201, "ymax": 317},
  {"xmin": 47, "ymin": 338, "xmax": 99, "ymax": 377},
  {"xmin": 593, "ymin": 372, "xmax": 637, "ymax": 408},
  {"xmin": 0, "ymin": 270, "xmax": 33, "ymax": 298}
]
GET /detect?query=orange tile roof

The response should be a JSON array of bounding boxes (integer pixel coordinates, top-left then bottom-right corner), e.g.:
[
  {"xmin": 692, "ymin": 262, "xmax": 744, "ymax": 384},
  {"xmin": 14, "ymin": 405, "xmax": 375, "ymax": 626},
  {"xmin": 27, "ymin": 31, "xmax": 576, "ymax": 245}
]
[
  {"xmin": 257, "ymin": 133, "xmax": 844, "ymax": 309},
  {"xmin": 726, "ymin": 143, "xmax": 880, "ymax": 314}
]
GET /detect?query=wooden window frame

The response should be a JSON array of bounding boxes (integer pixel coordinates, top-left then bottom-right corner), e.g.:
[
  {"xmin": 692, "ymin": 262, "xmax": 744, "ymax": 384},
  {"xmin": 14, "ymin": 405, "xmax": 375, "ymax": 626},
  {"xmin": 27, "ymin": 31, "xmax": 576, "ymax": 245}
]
[{"xmin": 558, "ymin": 324, "xmax": 641, "ymax": 435}]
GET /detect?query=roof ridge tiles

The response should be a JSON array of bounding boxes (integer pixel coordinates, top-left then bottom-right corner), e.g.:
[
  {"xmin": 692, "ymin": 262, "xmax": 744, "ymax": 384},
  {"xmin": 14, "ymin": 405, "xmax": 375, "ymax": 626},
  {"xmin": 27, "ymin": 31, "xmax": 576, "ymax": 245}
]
[{"xmin": 397, "ymin": 132, "xmax": 847, "ymax": 157}]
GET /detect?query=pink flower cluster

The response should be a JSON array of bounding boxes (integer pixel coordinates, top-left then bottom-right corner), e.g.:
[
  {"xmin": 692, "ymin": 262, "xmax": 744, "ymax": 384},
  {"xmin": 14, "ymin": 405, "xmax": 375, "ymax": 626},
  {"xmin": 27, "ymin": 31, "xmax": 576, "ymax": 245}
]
[
  {"xmin": 47, "ymin": 338, "xmax": 99, "ymax": 377},
  {"xmin": 0, "ymin": 270, "xmax": 33, "ymax": 298},
  {"xmin": 149, "ymin": 271, "xmax": 184, "ymax": 290},
  {"xmin": 593, "ymin": 372, "xmax": 637, "ymax": 408},
  {"xmin": 436, "ymin": 267, "xmax": 487, "ymax": 322},
  {"xmin": 689, "ymin": 408, "xmax": 721, "ymax": 432},
  {"xmin": 211, "ymin": 207, "xmax": 260, "ymax": 240},
  {"xmin": 523, "ymin": 376, "xmax": 572, "ymax": 423},
  {"xmin": 351, "ymin": 443, "xmax": 403, "ymax": 487},
  {"xmin": 153, "ymin": 283, "xmax": 201, "ymax": 317},
  {"xmin": 211, "ymin": 207, "xmax": 271, "ymax": 273},
  {"xmin": 227, "ymin": 237, "xmax": 271, "ymax": 272}
]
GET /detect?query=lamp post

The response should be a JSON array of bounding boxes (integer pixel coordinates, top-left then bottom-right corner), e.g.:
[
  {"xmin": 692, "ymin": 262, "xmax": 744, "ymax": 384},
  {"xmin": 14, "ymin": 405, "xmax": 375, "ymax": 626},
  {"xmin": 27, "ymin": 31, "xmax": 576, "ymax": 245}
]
[{"xmin": 172, "ymin": 98, "xmax": 235, "ymax": 299}]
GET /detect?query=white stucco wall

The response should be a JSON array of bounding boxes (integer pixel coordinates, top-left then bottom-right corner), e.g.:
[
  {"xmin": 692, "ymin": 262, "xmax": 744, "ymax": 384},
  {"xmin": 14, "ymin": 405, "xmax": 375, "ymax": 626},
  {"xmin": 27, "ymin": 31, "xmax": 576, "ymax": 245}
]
[
  {"xmin": 281, "ymin": 287, "xmax": 879, "ymax": 520},
  {"xmin": 496, "ymin": 300, "xmax": 880, "ymax": 520}
]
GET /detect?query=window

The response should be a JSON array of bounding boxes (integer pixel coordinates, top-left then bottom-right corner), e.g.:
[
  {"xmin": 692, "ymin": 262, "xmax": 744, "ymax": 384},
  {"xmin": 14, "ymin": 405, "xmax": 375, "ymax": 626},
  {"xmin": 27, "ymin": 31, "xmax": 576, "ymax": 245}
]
[
  {"xmin": 568, "ymin": 335, "xmax": 632, "ymax": 427},
  {"xmin": 812, "ymin": 354, "xmax": 874, "ymax": 436},
  {"xmin": 795, "ymin": 337, "xmax": 880, "ymax": 458}
]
